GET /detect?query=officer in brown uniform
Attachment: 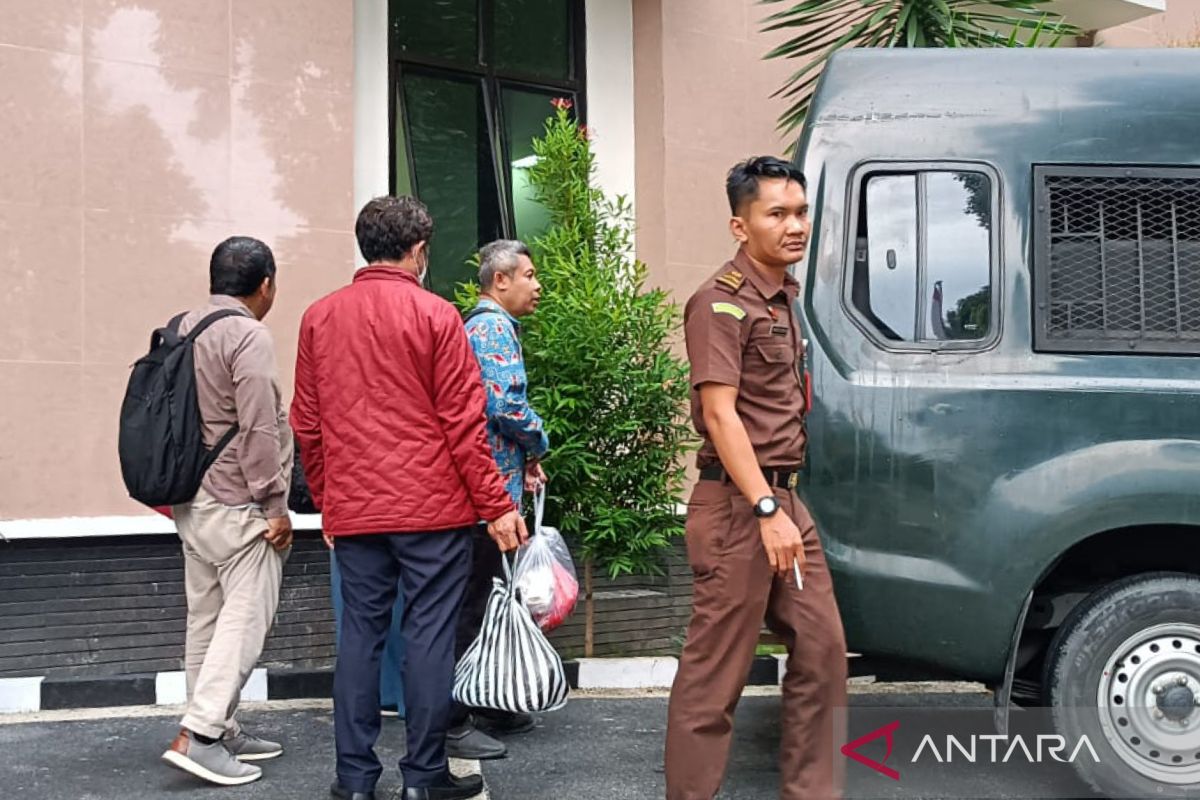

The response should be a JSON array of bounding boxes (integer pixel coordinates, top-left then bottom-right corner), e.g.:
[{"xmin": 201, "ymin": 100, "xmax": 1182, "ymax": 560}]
[{"xmin": 665, "ymin": 156, "xmax": 848, "ymax": 800}]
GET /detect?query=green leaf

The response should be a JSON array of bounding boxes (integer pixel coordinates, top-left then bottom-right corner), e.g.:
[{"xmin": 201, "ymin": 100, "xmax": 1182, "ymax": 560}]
[
  {"xmin": 905, "ymin": 6, "xmax": 922, "ymax": 46},
  {"xmin": 500, "ymin": 106, "xmax": 696, "ymax": 577},
  {"xmin": 894, "ymin": 3, "xmax": 914, "ymax": 45}
]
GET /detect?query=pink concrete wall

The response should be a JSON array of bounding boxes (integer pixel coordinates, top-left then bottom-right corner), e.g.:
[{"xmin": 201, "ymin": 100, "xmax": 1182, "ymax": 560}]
[
  {"xmin": 1099, "ymin": 0, "xmax": 1200, "ymax": 46},
  {"xmin": 633, "ymin": 0, "xmax": 809, "ymax": 305},
  {"xmin": 0, "ymin": 1, "xmax": 355, "ymax": 520}
]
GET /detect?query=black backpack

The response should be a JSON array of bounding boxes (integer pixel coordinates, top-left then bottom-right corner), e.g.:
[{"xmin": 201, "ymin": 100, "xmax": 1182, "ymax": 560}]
[
  {"xmin": 118, "ymin": 310, "xmax": 242, "ymax": 506},
  {"xmin": 287, "ymin": 435, "xmax": 318, "ymax": 514}
]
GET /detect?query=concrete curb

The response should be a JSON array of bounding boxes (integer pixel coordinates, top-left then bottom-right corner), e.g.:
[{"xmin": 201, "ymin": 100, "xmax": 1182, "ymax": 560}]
[
  {"xmin": 0, "ymin": 657, "xmax": 787, "ymax": 713},
  {"xmin": 2, "ymin": 668, "xmax": 300, "ymax": 713},
  {"xmin": 571, "ymin": 656, "xmax": 782, "ymax": 689}
]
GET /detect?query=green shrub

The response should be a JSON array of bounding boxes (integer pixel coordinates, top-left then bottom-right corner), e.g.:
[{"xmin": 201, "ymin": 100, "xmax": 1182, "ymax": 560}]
[{"xmin": 457, "ymin": 101, "xmax": 694, "ymax": 584}]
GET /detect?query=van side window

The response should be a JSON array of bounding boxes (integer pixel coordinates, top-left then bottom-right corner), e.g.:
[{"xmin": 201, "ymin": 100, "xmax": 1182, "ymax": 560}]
[
  {"xmin": 856, "ymin": 175, "xmax": 917, "ymax": 340},
  {"xmin": 852, "ymin": 170, "xmax": 993, "ymax": 345},
  {"xmin": 1035, "ymin": 167, "xmax": 1200, "ymax": 355}
]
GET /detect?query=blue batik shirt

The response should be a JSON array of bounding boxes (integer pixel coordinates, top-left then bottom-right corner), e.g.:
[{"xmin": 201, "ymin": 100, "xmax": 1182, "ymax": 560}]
[{"xmin": 465, "ymin": 298, "xmax": 549, "ymax": 506}]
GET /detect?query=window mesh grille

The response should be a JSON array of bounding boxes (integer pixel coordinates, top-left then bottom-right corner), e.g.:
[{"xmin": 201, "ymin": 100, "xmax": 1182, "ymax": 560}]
[{"xmin": 1039, "ymin": 171, "xmax": 1200, "ymax": 354}]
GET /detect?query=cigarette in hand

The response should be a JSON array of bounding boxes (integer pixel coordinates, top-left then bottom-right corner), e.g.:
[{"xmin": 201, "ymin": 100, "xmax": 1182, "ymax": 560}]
[{"xmin": 793, "ymin": 558, "xmax": 804, "ymax": 591}]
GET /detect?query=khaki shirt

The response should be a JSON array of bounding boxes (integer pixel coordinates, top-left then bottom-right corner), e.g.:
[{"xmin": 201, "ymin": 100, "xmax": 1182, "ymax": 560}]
[
  {"xmin": 177, "ymin": 295, "xmax": 292, "ymax": 517},
  {"xmin": 684, "ymin": 248, "xmax": 807, "ymax": 469}
]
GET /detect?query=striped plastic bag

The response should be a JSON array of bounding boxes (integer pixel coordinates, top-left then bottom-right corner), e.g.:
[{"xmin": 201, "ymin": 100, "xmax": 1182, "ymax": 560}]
[{"xmin": 452, "ymin": 555, "xmax": 570, "ymax": 714}]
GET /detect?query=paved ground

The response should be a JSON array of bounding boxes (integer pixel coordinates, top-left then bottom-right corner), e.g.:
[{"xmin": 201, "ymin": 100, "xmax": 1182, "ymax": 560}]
[
  {"xmin": 0, "ymin": 687, "xmax": 1095, "ymax": 800},
  {"xmin": 485, "ymin": 689, "xmax": 1092, "ymax": 799}
]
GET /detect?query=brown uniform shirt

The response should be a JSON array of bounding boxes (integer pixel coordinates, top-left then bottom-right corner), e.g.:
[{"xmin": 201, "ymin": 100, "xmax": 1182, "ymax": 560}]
[
  {"xmin": 684, "ymin": 248, "xmax": 807, "ymax": 469},
  {"xmin": 177, "ymin": 295, "xmax": 292, "ymax": 518}
]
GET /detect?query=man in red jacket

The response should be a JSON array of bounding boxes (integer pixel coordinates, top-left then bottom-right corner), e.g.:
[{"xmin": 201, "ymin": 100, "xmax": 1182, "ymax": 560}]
[{"xmin": 292, "ymin": 195, "xmax": 525, "ymax": 800}]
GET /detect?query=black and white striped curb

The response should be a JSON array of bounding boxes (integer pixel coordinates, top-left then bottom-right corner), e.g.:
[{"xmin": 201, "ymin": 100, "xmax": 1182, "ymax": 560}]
[{"xmin": 0, "ymin": 656, "xmax": 787, "ymax": 713}]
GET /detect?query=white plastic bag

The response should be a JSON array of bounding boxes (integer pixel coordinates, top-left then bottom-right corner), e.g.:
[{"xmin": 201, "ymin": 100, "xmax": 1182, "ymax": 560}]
[
  {"xmin": 513, "ymin": 488, "xmax": 579, "ymax": 631},
  {"xmin": 452, "ymin": 555, "xmax": 569, "ymax": 714}
]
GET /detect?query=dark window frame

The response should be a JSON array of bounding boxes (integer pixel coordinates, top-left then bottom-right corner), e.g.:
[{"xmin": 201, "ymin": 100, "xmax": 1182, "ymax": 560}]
[
  {"xmin": 389, "ymin": 0, "xmax": 587, "ymax": 241},
  {"xmin": 842, "ymin": 160, "xmax": 1004, "ymax": 354},
  {"xmin": 1033, "ymin": 164, "xmax": 1200, "ymax": 356}
]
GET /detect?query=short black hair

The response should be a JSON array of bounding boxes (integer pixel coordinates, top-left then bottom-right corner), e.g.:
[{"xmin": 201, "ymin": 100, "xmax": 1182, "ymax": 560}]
[
  {"xmin": 356, "ymin": 195, "xmax": 434, "ymax": 264},
  {"xmin": 726, "ymin": 156, "xmax": 807, "ymax": 215},
  {"xmin": 209, "ymin": 236, "xmax": 276, "ymax": 297}
]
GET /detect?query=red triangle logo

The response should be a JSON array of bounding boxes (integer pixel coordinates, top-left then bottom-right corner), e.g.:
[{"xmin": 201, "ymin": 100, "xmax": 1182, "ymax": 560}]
[{"xmin": 841, "ymin": 720, "xmax": 901, "ymax": 781}]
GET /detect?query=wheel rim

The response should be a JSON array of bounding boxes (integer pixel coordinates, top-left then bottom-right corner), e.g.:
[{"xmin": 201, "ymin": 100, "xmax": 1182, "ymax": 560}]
[{"xmin": 1097, "ymin": 622, "xmax": 1200, "ymax": 785}]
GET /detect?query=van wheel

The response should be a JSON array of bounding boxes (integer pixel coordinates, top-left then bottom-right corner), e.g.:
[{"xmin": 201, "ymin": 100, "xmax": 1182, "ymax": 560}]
[{"xmin": 1045, "ymin": 572, "xmax": 1200, "ymax": 798}]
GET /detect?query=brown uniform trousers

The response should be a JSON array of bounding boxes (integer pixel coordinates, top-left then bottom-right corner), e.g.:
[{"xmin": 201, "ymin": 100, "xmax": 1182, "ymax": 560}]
[{"xmin": 665, "ymin": 478, "xmax": 848, "ymax": 800}]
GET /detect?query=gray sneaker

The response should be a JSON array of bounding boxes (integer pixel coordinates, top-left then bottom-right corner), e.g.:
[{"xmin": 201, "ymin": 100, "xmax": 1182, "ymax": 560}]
[
  {"xmin": 161, "ymin": 729, "xmax": 263, "ymax": 786},
  {"xmin": 224, "ymin": 729, "xmax": 284, "ymax": 762}
]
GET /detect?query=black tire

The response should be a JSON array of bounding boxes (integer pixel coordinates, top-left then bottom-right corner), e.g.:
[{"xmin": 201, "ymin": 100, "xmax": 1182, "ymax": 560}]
[{"xmin": 1044, "ymin": 572, "xmax": 1200, "ymax": 799}]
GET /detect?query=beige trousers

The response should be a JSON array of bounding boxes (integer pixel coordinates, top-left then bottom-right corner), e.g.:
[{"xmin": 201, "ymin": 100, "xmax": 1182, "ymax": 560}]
[{"xmin": 173, "ymin": 487, "xmax": 287, "ymax": 739}]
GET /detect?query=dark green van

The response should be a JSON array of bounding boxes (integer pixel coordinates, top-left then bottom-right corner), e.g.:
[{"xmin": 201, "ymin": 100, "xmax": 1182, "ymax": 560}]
[{"xmin": 794, "ymin": 48, "xmax": 1200, "ymax": 797}]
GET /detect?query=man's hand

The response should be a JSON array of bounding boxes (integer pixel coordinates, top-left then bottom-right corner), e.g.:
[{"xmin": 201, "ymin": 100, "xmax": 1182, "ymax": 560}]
[
  {"xmin": 264, "ymin": 515, "xmax": 293, "ymax": 551},
  {"xmin": 524, "ymin": 461, "xmax": 548, "ymax": 494},
  {"xmin": 487, "ymin": 509, "xmax": 529, "ymax": 553},
  {"xmin": 322, "ymin": 531, "xmax": 334, "ymax": 550},
  {"xmin": 700, "ymin": 383, "xmax": 802, "ymax": 578},
  {"xmin": 758, "ymin": 509, "xmax": 805, "ymax": 578}
]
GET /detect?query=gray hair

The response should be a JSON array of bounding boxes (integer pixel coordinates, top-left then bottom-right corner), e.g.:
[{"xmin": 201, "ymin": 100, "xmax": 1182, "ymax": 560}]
[{"xmin": 478, "ymin": 239, "xmax": 531, "ymax": 290}]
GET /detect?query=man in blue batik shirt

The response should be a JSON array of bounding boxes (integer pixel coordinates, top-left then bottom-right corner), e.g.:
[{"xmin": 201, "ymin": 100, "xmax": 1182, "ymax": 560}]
[{"xmin": 447, "ymin": 239, "xmax": 549, "ymax": 761}]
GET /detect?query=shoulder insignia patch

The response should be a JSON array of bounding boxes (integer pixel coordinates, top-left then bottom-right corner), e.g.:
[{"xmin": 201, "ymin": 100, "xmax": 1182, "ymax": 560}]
[
  {"xmin": 714, "ymin": 270, "xmax": 745, "ymax": 293},
  {"xmin": 711, "ymin": 301, "xmax": 747, "ymax": 321}
]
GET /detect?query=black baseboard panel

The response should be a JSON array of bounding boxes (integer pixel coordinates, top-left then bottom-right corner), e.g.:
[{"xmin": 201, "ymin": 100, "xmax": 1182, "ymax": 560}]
[{"xmin": 40, "ymin": 673, "xmax": 157, "ymax": 710}]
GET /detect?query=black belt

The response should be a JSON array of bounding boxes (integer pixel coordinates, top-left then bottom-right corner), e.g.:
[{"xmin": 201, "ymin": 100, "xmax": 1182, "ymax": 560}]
[{"xmin": 698, "ymin": 464, "xmax": 801, "ymax": 490}]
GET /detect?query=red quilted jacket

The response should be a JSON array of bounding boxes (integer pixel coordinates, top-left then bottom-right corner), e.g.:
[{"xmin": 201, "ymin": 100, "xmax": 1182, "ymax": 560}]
[{"xmin": 290, "ymin": 266, "xmax": 514, "ymax": 536}]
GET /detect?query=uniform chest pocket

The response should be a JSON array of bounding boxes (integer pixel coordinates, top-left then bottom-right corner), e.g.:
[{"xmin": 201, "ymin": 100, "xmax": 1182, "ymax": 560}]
[
  {"xmin": 752, "ymin": 341, "xmax": 795, "ymax": 365},
  {"xmin": 748, "ymin": 342, "xmax": 801, "ymax": 392}
]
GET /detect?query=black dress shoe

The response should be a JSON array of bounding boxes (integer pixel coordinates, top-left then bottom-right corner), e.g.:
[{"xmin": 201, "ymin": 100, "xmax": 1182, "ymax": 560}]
[
  {"xmin": 445, "ymin": 723, "xmax": 507, "ymax": 760},
  {"xmin": 330, "ymin": 781, "xmax": 375, "ymax": 800},
  {"xmin": 403, "ymin": 772, "xmax": 484, "ymax": 800}
]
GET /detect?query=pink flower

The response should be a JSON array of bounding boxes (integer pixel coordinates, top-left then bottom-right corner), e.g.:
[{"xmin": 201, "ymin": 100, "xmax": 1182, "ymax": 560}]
[
  {"xmin": 578, "ymin": 125, "xmax": 591, "ymax": 140},
  {"xmin": 551, "ymin": 97, "xmax": 573, "ymax": 111}
]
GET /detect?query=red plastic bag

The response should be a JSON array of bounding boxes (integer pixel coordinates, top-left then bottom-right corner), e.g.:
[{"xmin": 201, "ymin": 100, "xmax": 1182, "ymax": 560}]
[
  {"xmin": 513, "ymin": 488, "xmax": 578, "ymax": 632},
  {"xmin": 540, "ymin": 559, "xmax": 577, "ymax": 630}
]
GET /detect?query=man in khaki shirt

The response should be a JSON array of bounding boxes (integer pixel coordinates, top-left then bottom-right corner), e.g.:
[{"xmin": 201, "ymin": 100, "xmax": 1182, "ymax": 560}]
[{"xmin": 160, "ymin": 236, "xmax": 294, "ymax": 788}]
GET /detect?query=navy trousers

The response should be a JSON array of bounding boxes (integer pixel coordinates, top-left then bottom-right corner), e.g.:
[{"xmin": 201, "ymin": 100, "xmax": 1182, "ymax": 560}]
[
  {"xmin": 332, "ymin": 530, "xmax": 471, "ymax": 792},
  {"xmin": 330, "ymin": 551, "xmax": 406, "ymax": 713},
  {"xmin": 449, "ymin": 524, "xmax": 504, "ymax": 727}
]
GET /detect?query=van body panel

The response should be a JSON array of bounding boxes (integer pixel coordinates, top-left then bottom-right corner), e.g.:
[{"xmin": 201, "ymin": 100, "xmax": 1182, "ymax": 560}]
[{"xmin": 793, "ymin": 49, "xmax": 1200, "ymax": 681}]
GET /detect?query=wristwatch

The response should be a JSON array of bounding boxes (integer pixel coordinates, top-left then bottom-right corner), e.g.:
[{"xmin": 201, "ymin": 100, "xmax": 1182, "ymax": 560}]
[{"xmin": 753, "ymin": 495, "xmax": 780, "ymax": 518}]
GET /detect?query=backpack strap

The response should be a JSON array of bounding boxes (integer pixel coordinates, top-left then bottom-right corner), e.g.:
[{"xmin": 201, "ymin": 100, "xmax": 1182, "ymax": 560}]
[
  {"xmin": 464, "ymin": 305, "xmax": 522, "ymax": 338},
  {"xmin": 183, "ymin": 309, "xmax": 247, "ymax": 464},
  {"xmin": 204, "ymin": 420, "xmax": 241, "ymax": 469},
  {"xmin": 463, "ymin": 306, "xmax": 499, "ymax": 324},
  {"xmin": 184, "ymin": 308, "xmax": 247, "ymax": 344}
]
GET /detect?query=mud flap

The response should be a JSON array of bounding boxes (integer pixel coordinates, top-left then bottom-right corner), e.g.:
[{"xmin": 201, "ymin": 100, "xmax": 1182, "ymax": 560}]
[{"xmin": 993, "ymin": 589, "xmax": 1035, "ymax": 736}]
